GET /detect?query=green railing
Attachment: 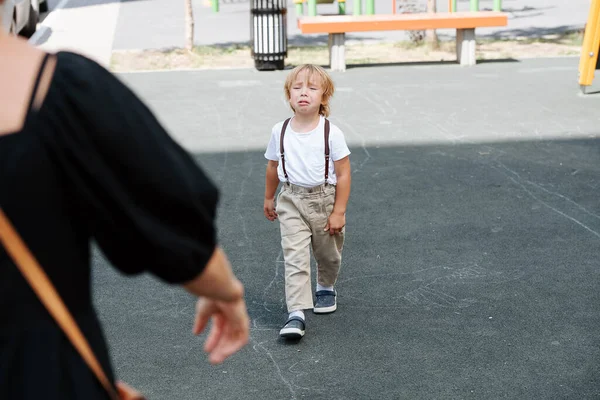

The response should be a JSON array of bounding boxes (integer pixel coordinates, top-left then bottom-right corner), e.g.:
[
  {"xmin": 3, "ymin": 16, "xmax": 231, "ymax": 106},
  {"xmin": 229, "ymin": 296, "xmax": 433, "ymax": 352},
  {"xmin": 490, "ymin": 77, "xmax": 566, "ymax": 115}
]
[
  {"xmin": 210, "ymin": 0, "xmax": 502, "ymax": 15},
  {"xmin": 210, "ymin": 0, "xmax": 502, "ymax": 17},
  {"xmin": 450, "ymin": 0, "xmax": 502, "ymax": 12},
  {"xmin": 300, "ymin": 0, "xmax": 502, "ymax": 17}
]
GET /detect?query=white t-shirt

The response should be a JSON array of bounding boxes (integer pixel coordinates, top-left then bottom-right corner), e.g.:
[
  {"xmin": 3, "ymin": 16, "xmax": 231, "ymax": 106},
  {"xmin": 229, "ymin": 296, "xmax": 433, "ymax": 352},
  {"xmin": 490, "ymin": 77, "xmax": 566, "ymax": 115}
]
[{"xmin": 264, "ymin": 116, "xmax": 351, "ymax": 187}]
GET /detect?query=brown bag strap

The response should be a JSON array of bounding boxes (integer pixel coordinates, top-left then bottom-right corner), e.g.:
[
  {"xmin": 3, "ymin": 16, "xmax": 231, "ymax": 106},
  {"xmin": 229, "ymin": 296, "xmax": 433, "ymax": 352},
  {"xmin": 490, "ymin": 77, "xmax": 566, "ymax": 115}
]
[
  {"xmin": 279, "ymin": 118, "xmax": 331, "ymax": 183},
  {"xmin": 0, "ymin": 208, "xmax": 119, "ymax": 400}
]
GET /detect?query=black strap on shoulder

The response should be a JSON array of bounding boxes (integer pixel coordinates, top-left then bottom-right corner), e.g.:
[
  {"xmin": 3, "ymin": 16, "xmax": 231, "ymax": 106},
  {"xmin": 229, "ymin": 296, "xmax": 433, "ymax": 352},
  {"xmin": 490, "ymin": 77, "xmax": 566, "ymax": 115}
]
[
  {"xmin": 324, "ymin": 118, "xmax": 330, "ymax": 181},
  {"xmin": 279, "ymin": 118, "xmax": 291, "ymax": 181},
  {"xmin": 27, "ymin": 53, "xmax": 51, "ymax": 112}
]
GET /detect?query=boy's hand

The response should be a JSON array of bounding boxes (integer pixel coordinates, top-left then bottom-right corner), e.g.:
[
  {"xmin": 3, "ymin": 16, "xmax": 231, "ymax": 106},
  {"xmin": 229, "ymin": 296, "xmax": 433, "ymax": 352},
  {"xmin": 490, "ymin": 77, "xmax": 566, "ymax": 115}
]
[
  {"xmin": 325, "ymin": 211, "xmax": 345, "ymax": 235},
  {"xmin": 264, "ymin": 198, "xmax": 278, "ymax": 221}
]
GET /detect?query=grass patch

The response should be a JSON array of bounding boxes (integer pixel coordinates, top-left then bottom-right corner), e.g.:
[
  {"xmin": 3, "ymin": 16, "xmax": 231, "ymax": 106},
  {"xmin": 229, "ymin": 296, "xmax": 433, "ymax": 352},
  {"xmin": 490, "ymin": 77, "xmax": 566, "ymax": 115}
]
[{"xmin": 111, "ymin": 33, "xmax": 583, "ymax": 72}]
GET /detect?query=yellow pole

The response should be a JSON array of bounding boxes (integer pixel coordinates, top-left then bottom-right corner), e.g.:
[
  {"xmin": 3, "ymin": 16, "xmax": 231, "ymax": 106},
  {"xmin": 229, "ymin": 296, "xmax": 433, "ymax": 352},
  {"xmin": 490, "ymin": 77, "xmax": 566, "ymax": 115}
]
[{"xmin": 579, "ymin": 0, "xmax": 600, "ymax": 93}]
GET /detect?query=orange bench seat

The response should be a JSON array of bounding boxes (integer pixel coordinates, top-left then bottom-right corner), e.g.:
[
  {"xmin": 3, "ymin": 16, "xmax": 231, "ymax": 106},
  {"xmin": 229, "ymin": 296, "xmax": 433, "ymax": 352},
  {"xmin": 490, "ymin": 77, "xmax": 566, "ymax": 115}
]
[{"xmin": 297, "ymin": 11, "xmax": 509, "ymax": 71}]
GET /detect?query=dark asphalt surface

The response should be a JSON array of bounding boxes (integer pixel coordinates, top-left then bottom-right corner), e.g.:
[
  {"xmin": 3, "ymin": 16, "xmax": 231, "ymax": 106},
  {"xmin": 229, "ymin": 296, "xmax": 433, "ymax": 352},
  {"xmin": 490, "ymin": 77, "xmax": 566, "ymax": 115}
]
[{"xmin": 92, "ymin": 57, "xmax": 600, "ymax": 399}]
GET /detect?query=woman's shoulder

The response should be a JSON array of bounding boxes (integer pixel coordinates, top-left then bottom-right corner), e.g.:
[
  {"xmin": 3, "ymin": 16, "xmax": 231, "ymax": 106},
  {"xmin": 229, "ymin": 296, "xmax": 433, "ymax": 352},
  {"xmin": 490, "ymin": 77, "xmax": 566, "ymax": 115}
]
[
  {"xmin": 55, "ymin": 51, "xmax": 106, "ymax": 71},
  {"xmin": 53, "ymin": 51, "xmax": 115, "ymax": 87},
  {"xmin": 43, "ymin": 51, "xmax": 132, "ymax": 116},
  {"xmin": 50, "ymin": 51, "xmax": 148, "ymax": 120},
  {"xmin": 41, "ymin": 51, "xmax": 162, "ymax": 149}
]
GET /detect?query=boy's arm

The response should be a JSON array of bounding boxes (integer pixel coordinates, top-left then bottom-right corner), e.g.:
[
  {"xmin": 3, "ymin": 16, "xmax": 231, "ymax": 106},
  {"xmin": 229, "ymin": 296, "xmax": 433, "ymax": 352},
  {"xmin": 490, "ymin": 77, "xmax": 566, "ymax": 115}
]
[
  {"xmin": 265, "ymin": 160, "xmax": 280, "ymax": 199},
  {"xmin": 264, "ymin": 160, "xmax": 280, "ymax": 221},
  {"xmin": 332, "ymin": 156, "xmax": 351, "ymax": 215},
  {"xmin": 325, "ymin": 156, "xmax": 351, "ymax": 234}
]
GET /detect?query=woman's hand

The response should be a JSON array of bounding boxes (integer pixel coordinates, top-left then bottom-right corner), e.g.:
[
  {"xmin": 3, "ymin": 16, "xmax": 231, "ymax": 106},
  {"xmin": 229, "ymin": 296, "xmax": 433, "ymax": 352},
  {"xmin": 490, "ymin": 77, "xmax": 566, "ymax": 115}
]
[{"xmin": 192, "ymin": 286, "xmax": 250, "ymax": 364}]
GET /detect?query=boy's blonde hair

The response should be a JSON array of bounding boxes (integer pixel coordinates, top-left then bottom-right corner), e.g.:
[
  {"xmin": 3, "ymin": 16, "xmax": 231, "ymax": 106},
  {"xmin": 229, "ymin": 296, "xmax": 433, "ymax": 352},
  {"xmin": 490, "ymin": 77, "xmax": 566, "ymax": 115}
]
[{"xmin": 284, "ymin": 64, "xmax": 335, "ymax": 117}]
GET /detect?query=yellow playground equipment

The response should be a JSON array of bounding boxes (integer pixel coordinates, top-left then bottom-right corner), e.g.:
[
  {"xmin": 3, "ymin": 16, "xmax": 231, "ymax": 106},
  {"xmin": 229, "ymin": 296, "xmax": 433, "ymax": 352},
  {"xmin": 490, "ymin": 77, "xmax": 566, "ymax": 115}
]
[{"xmin": 579, "ymin": 0, "xmax": 600, "ymax": 94}]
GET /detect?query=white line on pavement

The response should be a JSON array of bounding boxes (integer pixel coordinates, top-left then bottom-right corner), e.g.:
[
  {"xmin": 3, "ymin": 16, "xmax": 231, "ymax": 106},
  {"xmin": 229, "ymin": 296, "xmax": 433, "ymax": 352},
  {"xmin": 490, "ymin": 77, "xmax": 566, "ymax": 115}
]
[
  {"xmin": 29, "ymin": 0, "xmax": 72, "ymax": 45},
  {"xmin": 28, "ymin": 0, "xmax": 121, "ymax": 68}
]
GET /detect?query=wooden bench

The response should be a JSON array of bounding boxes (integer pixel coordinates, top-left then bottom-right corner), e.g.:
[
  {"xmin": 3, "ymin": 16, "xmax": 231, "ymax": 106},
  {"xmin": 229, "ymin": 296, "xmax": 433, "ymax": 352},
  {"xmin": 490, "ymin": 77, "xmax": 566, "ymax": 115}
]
[{"xmin": 297, "ymin": 12, "xmax": 508, "ymax": 71}]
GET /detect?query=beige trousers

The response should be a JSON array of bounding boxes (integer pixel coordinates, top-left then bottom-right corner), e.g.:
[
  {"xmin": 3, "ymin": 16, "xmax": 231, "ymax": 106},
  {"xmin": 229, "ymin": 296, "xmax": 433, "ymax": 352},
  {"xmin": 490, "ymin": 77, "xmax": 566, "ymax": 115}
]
[{"xmin": 276, "ymin": 183, "xmax": 345, "ymax": 312}]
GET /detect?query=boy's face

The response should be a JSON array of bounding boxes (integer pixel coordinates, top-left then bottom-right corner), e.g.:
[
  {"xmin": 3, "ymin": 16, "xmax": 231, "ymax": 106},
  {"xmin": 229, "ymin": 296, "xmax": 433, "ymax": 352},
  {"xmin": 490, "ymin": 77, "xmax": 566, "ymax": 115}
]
[{"xmin": 289, "ymin": 69, "xmax": 324, "ymax": 117}]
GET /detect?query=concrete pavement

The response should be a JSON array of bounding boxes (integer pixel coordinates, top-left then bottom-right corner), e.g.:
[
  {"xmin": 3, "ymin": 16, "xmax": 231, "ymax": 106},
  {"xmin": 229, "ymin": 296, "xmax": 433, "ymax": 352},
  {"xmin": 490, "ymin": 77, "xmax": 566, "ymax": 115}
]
[
  {"xmin": 30, "ymin": 0, "xmax": 120, "ymax": 67},
  {"xmin": 112, "ymin": 0, "xmax": 590, "ymax": 49},
  {"xmin": 30, "ymin": 0, "xmax": 591, "ymax": 66}
]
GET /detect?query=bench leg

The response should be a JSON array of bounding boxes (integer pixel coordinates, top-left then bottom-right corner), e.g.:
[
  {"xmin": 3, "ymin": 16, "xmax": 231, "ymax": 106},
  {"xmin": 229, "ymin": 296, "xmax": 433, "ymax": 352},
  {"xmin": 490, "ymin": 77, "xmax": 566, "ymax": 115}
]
[
  {"xmin": 328, "ymin": 33, "xmax": 346, "ymax": 72},
  {"xmin": 456, "ymin": 28, "xmax": 476, "ymax": 66}
]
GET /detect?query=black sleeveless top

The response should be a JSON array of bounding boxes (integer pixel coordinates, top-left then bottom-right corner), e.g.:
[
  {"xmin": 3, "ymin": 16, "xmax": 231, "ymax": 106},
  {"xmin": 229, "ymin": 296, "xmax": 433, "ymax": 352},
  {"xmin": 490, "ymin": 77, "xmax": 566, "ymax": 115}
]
[{"xmin": 0, "ymin": 52, "xmax": 219, "ymax": 399}]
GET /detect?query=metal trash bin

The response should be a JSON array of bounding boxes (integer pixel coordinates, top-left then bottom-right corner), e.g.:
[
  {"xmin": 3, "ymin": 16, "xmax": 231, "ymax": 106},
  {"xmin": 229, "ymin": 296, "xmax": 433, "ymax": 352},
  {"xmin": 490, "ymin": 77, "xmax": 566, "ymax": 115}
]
[{"xmin": 250, "ymin": 0, "xmax": 287, "ymax": 71}]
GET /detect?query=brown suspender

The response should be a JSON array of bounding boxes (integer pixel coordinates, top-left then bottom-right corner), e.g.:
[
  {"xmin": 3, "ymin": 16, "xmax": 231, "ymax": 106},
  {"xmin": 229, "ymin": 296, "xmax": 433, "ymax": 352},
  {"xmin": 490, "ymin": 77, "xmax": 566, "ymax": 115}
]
[
  {"xmin": 279, "ymin": 118, "xmax": 291, "ymax": 181},
  {"xmin": 324, "ymin": 119, "xmax": 331, "ymax": 180},
  {"xmin": 279, "ymin": 118, "xmax": 330, "ymax": 183}
]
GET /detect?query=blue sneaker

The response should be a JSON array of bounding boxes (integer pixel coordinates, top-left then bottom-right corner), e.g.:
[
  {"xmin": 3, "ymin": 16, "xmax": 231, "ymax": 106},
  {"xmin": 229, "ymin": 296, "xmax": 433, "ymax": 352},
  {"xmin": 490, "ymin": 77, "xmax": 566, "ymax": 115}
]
[
  {"xmin": 279, "ymin": 316, "xmax": 305, "ymax": 339},
  {"xmin": 313, "ymin": 290, "xmax": 337, "ymax": 314}
]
